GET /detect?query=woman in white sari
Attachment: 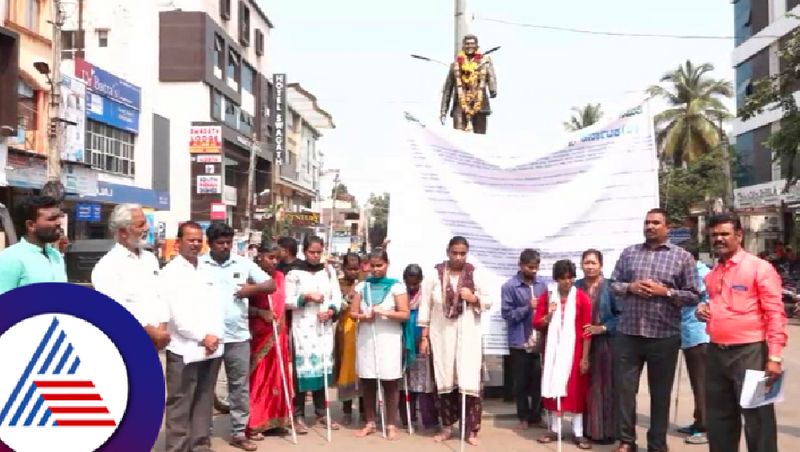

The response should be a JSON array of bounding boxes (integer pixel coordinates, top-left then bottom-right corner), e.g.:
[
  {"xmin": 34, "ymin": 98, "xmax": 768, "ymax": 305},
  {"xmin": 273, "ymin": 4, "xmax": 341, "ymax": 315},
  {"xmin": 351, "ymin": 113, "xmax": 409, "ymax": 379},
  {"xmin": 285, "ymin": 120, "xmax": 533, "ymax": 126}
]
[{"xmin": 418, "ymin": 236, "xmax": 492, "ymax": 446}]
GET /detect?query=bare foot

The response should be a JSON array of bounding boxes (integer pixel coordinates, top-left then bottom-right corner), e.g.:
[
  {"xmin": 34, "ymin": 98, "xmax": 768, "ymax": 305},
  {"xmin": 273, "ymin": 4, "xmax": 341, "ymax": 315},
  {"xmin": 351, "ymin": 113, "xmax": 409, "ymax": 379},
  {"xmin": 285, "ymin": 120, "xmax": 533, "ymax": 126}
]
[
  {"xmin": 387, "ymin": 425, "xmax": 399, "ymax": 441},
  {"xmin": 467, "ymin": 434, "xmax": 480, "ymax": 446},
  {"xmin": 514, "ymin": 421, "xmax": 529, "ymax": 431},
  {"xmin": 355, "ymin": 422, "xmax": 376, "ymax": 438},
  {"xmin": 433, "ymin": 427, "xmax": 453, "ymax": 442}
]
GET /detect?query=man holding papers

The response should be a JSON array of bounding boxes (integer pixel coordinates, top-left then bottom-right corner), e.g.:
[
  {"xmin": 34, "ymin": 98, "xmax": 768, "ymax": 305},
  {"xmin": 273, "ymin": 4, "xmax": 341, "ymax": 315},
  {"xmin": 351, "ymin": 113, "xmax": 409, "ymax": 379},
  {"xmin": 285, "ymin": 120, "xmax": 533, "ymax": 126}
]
[
  {"xmin": 161, "ymin": 222, "xmax": 225, "ymax": 452},
  {"xmin": 697, "ymin": 213, "xmax": 787, "ymax": 452}
]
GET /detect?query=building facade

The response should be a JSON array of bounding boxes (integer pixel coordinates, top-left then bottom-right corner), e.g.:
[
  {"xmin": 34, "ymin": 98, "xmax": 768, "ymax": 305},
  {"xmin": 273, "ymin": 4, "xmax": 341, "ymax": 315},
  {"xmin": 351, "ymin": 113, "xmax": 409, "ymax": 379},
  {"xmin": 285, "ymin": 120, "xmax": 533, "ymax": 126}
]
[{"xmin": 733, "ymin": 0, "xmax": 800, "ymax": 253}]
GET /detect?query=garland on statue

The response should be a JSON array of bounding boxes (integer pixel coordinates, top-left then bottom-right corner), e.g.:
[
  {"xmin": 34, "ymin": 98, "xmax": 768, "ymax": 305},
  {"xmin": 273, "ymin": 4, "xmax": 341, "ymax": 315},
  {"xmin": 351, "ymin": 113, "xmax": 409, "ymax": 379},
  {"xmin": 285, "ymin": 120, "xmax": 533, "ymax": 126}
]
[{"xmin": 453, "ymin": 50, "xmax": 488, "ymax": 129}]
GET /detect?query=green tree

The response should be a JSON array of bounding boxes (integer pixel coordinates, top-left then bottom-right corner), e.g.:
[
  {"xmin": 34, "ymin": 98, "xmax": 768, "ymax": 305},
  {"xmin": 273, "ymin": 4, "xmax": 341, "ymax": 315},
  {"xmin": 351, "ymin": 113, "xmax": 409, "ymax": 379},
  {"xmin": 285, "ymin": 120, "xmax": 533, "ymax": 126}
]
[
  {"xmin": 367, "ymin": 192, "xmax": 390, "ymax": 248},
  {"xmin": 739, "ymin": 22, "xmax": 800, "ymax": 188},
  {"xmin": 563, "ymin": 103, "xmax": 603, "ymax": 131},
  {"xmin": 647, "ymin": 60, "xmax": 733, "ymax": 166},
  {"xmin": 333, "ymin": 182, "xmax": 349, "ymax": 196},
  {"xmin": 659, "ymin": 149, "xmax": 728, "ymax": 223}
]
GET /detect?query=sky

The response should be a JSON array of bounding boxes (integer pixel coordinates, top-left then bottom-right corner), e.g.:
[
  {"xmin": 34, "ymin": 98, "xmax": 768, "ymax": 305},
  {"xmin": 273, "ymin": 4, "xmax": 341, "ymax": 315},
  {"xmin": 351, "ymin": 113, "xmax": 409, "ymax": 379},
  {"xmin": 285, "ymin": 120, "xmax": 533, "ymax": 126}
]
[{"xmin": 261, "ymin": 0, "xmax": 735, "ymax": 201}]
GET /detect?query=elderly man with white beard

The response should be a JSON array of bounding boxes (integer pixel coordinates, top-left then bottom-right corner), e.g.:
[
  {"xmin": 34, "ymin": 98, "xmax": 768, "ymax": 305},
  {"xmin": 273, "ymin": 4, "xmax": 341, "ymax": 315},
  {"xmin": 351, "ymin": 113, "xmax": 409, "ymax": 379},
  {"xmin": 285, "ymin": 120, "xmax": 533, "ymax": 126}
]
[{"xmin": 91, "ymin": 203, "xmax": 171, "ymax": 350}]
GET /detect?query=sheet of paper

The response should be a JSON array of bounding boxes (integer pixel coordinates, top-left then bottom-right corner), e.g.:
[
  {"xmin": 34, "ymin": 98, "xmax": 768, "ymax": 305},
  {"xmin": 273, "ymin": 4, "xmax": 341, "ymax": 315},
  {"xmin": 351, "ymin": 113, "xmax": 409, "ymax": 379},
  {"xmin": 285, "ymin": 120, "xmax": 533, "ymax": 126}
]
[
  {"xmin": 739, "ymin": 369, "xmax": 786, "ymax": 409},
  {"xmin": 182, "ymin": 344, "xmax": 223, "ymax": 364}
]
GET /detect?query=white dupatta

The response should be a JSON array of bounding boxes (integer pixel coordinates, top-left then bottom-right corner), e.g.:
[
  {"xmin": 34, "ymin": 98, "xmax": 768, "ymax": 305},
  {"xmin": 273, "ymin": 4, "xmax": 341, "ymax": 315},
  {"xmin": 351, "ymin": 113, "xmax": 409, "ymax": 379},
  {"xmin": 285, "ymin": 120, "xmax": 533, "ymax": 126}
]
[{"xmin": 541, "ymin": 284, "xmax": 578, "ymax": 399}]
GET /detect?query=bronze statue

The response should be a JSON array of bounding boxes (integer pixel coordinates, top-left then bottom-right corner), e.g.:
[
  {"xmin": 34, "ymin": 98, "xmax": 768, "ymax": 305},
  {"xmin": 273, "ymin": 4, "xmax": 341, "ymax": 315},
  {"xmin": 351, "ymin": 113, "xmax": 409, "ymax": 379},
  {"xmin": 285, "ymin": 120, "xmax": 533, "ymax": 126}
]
[{"xmin": 440, "ymin": 34, "xmax": 497, "ymax": 134}]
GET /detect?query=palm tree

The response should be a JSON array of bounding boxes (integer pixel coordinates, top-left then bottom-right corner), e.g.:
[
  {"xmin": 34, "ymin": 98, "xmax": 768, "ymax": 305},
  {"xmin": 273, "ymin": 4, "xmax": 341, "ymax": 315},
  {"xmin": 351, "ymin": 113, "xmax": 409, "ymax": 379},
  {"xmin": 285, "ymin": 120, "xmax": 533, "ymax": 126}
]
[
  {"xmin": 563, "ymin": 103, "xmax": 604, "ymax": 131},
  {"xmin": 647, "ymin": 60, "xmax": 733, "ymax": 167}
]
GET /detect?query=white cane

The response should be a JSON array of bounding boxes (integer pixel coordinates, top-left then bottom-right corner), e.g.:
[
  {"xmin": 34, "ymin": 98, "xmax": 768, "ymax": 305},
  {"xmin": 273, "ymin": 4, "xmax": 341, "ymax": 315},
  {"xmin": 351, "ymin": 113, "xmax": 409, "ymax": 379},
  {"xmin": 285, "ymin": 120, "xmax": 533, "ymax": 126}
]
[
  {"xmin": 320, "ymin": 320, "xmax": 332, "ymax": 442},
  {"xmin": 673, "ymin": 348, "xmax": 683, "ymax": 424},
  {"xmin": 268, "ymin": 294, "xmax": 298, "ymax": 445},
  {"xmin": 460, "ymin": 299, "xmax": 466, "ymax": 452},
  {"xmin": 403, "ymin": 373, "xmax": 414, "ymax": 435},
  {"xmin": 366, "ymin": 283, "xmax": 388, "ymax": 438},
  {"xmin": 556, "ymin": 397, "xmax": 562, "ymax": 452}
]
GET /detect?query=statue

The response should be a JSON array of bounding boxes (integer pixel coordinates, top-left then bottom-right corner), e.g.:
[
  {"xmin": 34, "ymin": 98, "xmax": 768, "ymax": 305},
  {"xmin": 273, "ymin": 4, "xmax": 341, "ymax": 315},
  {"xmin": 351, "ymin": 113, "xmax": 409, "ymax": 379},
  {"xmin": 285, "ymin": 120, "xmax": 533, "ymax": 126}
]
[{"xmin": 440, "ymin": 34, "xmax": 497, "ymax": 134}]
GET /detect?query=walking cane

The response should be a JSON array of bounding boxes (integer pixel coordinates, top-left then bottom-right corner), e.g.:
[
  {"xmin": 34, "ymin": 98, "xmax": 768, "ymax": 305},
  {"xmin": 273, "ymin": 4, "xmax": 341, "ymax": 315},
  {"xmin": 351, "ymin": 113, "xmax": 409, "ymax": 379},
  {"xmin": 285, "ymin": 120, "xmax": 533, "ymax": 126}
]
[
  {"xmin": 367, "ymin": 283, "xmax": 388, "ymax": 438},
  {"xmin": 556, "ymin": 397, "xmax": 563, "ymax": 452},
  {"xmin": 321, "ymin": 319, "xmax": 332, "ymax": 443},
  {"xmin": 673, "ymin": 348, "xmax": 684, "ymax": 424},
  {"xmin": 459, "ymin": 299, "xmax": 467, "ymax": 452},
  {"xmin": 268, "ymin": 294, "xmax": 298, "ymax": 445},
  {"xmin": 403, "ymin": 373, "xmax": 414, "ymax": 435}
]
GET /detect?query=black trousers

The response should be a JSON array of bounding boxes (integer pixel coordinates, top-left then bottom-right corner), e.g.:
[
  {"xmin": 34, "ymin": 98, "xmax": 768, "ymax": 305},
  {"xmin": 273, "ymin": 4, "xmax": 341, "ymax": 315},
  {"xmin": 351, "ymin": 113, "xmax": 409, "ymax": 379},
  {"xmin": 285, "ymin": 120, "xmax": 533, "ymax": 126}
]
[
  {"xmin": 615, "ymin": 334, "xmax": 680, "ymax": 452},
  {"xmin": 706, "ymin": 342, "xmax": 778, "ymax": 452},
  {"xmin": 683, "ymin": 343, "xmax": 708, "ymax": 431},
  {"xmin": 293, "ymin": 389, "xmax": 326, "ymax": 419},
  {"xmin": 509, "ymin": 348, "xmax": 542, "ymax": 423}
]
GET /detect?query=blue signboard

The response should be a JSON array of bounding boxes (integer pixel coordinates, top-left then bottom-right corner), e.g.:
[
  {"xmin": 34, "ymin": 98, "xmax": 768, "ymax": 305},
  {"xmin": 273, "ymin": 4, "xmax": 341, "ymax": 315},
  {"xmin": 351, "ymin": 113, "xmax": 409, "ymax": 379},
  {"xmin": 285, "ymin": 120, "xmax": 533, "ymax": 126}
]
[
  {"xmin": 75, "ymin": 203, "xmax": 102, "ymax": 222},
  {"xmin": 86, "ymin": 93, "xmax": 140, "ymax": 133},
  {"xmin": 71, "ymin": 182, "xmax": 170, "ymax": 210},
  {"xmin": 669, "ymin": 227, "xmax": 693, "ymax": 245},
  {"xmin": 75, "ymin": 58, "xmax": 141, "ymax": 110}
]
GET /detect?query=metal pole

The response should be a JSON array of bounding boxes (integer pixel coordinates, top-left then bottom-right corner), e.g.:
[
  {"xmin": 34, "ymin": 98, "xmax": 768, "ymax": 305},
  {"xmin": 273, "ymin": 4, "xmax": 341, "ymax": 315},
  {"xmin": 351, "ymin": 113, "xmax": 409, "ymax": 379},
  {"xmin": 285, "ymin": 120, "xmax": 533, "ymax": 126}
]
[
  {"xmin": 454, "ymin": 0, "xmax": 471, "ymax": 56},
  {"xmin": 46, "ymin": 0, "xmax": 63, "ymax": 189},
  {"xmin": 244, "ymin": 137, "xmax": 257, "ymax": 233},
  {"xmin": 719, "ymin": 120, "xmax": 734, "ymax": 209},
  {"xmin": 327, "ymin": 171, "xmax": 340, "ymax": 254}
]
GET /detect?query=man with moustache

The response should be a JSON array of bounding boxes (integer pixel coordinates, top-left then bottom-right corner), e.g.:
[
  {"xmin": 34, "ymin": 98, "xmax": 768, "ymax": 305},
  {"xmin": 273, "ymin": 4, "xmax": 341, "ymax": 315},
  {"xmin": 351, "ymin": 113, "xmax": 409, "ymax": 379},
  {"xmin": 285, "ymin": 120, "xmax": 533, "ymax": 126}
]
[
  {"xmin": 0, "ymin": 195, "xmax": 67, "ymax": 294},
  {"xmin": 697, "ymin": 213, "xmax": 786, "ymax": 452},
  {"xmin": 92, "ymin": 204, "xmax": 171, "ymax": 350},
  {"xmin": 161, "ymin": 222, "xmax": 225, "ymax": 452},
  {"xmin": 200, "ymin": 222, "xmax": 274, "ymax": 451},
  {"xmin": 610, "ymin": 208, "xmax": 700, "ymax": 452}
]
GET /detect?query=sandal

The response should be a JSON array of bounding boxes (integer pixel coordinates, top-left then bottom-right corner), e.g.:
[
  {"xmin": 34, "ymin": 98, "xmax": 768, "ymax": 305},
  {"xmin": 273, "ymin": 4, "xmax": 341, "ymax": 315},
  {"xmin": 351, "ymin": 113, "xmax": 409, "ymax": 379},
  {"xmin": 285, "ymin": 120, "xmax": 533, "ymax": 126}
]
[
  {"xmin": 537, "ymin": 432, "xmax": 557, "ymax": 444},
  {"xmin": 355, "ymin": 422, "xmax": 377, "ymax": 438},
  {"xmin": 433, "ymin": 426, "xmax": 453, "ymax": 442},
  {"xmin": 466, "ymin": 434, "xmax": 479, "ymax": 446},
  {"xmin": 387, "ymin": 425, "xmax": 399, "ymax": 441},
  {"xmin": 575, "ymin": 437, "xmax": 593, "ymax": 450},
  {"xmin": 316, "ymin": 416, "xmax": 341, "ymax": 430},
  {"xmin": 245, "ymin": 432, "xmax": 265, "ymax": 441},
  {"xmin": 294, "ymin": 417, "xmax": 309, "ymax": 435}
]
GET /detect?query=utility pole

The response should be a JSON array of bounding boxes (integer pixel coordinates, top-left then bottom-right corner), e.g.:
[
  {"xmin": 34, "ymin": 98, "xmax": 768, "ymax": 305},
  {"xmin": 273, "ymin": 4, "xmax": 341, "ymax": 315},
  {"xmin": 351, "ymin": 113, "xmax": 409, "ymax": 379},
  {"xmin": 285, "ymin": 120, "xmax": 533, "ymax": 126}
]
[
  {"xmin": 244, "ymin": 135, "xmax": 258, "ymax": 235},
  {"xmin": 327, "ymin": 170, "xmax": 340, "ymax": 254},
  {"xmin": 43, "ymin": 0, "xmax": 64, "ymax": 201},
  {"xmin": 454, "ymin": 0, "xmax": 471, "ymax": 56},
  {"xmin": 719, "ymin": 119, "xmax": 734, "ymax": 209}
]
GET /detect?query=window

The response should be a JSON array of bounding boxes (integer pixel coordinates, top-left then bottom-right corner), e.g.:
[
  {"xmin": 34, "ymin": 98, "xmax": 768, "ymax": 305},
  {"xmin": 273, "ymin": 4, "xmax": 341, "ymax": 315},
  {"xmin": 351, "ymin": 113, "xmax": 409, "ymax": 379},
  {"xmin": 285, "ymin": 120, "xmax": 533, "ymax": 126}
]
[
  {"xmin": 239, "ymin": 1, "xmax": 250, "ymax": 47},
  {"xmin": 61, "ymin": 30, "xmax": 85, "ymax": 60},
  {"xmin": 17, "ymin": 80, "xmax": 37, "ymax": 134},
  {"xmin": 97, "ymin": 29, "xmax": 108, "ymax": 47},
  {"xmin": 220, "ymin": 0, "xmax": 231, "ymax": 20},
  {"xmin": 213, "ymin": 34, "xmax": 225, "ymax": 78},
  {"xmin": 227, "ymin": 48, "xmax": 240, "ymax": 90},
  {"xmin": 255, "ymin": 29, "xmax": 264, "ymax": 56},
  {"xmin": 212, "ymin": 89, "xmax": 223, "ymax": 120},
  {"xmin": 84, "ymin": 120, "xmax": 136, "ymax": 176},
  {"xmin": 26, "ymin": 0, "xmax": 39, "ymax": 32},
  {"xmin": 242, "ymin": 64, "xmax": 254, "ymax": 94}
]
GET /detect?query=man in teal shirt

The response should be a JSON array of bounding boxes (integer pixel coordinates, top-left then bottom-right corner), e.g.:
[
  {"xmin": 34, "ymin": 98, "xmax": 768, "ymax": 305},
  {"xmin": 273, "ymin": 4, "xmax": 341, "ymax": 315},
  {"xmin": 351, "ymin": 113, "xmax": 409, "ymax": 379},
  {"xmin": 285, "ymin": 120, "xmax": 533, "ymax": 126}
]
[{"xmin": 0, "ymin": 195, "xmax": 67, "ymax": 294}]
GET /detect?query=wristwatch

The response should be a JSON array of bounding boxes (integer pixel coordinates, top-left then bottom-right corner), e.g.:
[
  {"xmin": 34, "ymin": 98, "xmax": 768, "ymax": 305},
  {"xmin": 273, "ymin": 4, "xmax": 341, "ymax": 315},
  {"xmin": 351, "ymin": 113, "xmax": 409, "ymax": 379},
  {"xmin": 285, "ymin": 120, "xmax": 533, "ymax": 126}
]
[{"xmin": 768, "ymin": 356, "xmax": 783, "ymax": 363}]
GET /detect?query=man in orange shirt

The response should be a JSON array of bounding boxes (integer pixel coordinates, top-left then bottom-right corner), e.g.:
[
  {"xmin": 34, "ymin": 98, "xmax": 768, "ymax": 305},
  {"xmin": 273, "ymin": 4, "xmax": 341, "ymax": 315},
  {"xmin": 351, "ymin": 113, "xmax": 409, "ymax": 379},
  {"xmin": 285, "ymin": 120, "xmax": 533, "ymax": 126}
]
[{"xmin": 697, "ymin": 213, "xmax": 786, "ymax": 452}]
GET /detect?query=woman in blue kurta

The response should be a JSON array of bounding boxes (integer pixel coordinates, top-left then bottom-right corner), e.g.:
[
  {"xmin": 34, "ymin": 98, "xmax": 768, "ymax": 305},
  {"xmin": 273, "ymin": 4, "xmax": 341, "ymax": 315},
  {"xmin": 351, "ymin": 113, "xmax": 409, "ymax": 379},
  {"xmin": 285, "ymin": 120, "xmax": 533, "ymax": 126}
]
[{"xmin": 575, "ymin": 249, "xmax": 620, "ymax": 445}]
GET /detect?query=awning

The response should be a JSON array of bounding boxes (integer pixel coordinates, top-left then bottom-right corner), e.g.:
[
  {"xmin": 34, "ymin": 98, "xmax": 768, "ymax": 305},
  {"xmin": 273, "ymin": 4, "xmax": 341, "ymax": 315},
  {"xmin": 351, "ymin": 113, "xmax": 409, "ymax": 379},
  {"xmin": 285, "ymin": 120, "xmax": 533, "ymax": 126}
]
[{"xmin": 287, "ymin": 83, "xmax": 335, "ymax": 132}]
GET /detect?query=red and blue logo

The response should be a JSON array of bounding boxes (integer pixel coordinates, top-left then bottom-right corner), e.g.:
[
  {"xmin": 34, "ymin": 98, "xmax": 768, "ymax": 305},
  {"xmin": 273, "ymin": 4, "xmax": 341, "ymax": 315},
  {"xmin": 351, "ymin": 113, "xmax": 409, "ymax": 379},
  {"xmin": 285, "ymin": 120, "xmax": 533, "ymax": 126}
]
[{"xmin": 0, "ymin": 284, "xmax": 163, "ymax": 451}]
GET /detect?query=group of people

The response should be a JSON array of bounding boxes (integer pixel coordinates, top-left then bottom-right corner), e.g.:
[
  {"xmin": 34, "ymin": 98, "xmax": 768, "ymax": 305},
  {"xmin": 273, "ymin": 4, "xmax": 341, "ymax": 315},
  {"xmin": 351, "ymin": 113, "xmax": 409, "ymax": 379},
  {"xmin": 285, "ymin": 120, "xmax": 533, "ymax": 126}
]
[{"xmin": 0, "ymin": 197, "xmax": 790, "ymax": 452}]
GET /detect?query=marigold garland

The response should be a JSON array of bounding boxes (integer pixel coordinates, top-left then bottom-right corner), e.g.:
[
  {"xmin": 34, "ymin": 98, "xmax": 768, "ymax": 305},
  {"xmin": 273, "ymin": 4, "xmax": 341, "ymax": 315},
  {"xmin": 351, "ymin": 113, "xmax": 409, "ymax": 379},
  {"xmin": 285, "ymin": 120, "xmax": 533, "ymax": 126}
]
[{"xmin": 453, "ymin": 50, "xmax": 488, "ymax": 130}]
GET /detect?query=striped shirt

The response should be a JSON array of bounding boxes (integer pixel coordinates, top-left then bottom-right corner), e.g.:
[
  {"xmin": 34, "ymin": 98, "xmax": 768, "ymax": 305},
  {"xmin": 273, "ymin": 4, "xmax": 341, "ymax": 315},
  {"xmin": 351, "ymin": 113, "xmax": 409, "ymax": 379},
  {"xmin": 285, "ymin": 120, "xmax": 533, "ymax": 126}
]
[{"xmin": 611, "ymin": 242, "xmax": 700, "ymax": 338}]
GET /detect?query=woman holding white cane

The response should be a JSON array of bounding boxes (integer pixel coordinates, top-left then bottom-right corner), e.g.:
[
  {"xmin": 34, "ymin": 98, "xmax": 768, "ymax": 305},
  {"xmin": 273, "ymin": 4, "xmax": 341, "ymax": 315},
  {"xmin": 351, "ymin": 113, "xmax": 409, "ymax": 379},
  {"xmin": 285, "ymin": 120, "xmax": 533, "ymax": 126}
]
[
  {"xmin": 351, "ymin": 248, "xmax": 409, "ymax": 440},
  {"xmin": 534, "ymin": 260, "xmax": 593, "ymax": 450},
  {"xmin": 285, "ymin": 235, "xmax": 343, "ymax": 434},
  {"xmin": 418, "ymin": 236, "xmax": 491, "ymax": 447},
  {"xmin": 245, "ymin": 244, "xmax": 295, "ymax": 440}
]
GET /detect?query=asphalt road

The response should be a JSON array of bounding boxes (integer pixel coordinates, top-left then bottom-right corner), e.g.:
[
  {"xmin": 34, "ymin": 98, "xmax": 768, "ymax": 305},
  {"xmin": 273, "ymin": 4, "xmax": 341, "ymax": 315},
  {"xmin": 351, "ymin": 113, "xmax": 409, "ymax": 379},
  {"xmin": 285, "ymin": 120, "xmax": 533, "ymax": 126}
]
[{"xmin": 152, "ymin": 320, "xmax": 800, "ymax": 451}]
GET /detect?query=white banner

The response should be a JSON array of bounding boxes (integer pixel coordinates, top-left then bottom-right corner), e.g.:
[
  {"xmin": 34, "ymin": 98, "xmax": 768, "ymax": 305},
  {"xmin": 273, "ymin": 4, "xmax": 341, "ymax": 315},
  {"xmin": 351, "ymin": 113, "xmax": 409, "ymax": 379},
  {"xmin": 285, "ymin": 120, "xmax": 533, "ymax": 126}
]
[{"xmin": 387, "ymin": 103, "xmax": 659, "ymax": 355}]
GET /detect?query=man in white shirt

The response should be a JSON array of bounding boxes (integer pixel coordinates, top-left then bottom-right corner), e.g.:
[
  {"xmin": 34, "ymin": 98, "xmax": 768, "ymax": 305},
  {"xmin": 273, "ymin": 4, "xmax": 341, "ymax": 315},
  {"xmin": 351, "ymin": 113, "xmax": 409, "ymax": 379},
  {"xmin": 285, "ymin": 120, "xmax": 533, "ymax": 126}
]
[
  {"xmin": 91, "ymin": 203, "xmax": 170, "ymax": 350},
  {"xmin": 161, "ymin": 221, "xmax": 225, "ymax": 452},
  {"xmin": 201, "ymin": 222, "xmax": 274, "ymax": 451}
]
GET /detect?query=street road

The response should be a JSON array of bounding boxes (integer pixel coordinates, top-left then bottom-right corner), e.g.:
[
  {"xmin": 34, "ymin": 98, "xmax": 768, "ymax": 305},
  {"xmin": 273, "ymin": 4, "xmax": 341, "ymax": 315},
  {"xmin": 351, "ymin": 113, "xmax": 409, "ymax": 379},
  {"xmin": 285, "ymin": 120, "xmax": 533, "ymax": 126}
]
[{"xmin": 153, "ymin": 320, "xmax": 800, "ymax": 451}]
